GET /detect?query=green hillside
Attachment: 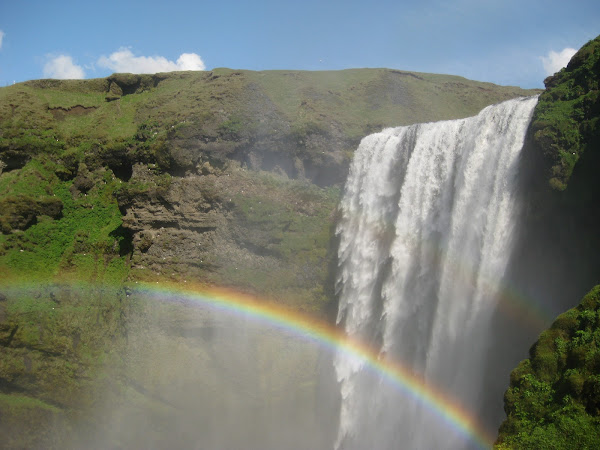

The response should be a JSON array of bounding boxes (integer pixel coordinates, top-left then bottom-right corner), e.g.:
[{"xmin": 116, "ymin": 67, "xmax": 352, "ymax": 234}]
[
  {"xmin": 496, "ymin": 286, "xmax": 600, "ymax": 449},
  {"xmin": 0, "ymin": 68, "xmax": 537, "ymax": 308}
]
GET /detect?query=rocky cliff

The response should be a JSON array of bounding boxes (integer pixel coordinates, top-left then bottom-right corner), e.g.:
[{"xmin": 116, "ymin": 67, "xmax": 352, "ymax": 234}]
[{"xmin": 496, "ymin": 35, "xmax": 600, "ymax": 448}]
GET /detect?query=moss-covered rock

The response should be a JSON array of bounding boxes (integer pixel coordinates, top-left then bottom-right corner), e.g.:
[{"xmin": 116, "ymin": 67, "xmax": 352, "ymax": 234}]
[
  {"xmin": 106, "ymin": 73, "xmax": 166, "ymax": 96},
  {"xmin": 483, "ymin": 38, "xmax": 600, "ymax": 448},
  {"xmin": 496, "ymin": 286, "xmax": 600, "ymax": 448},
  {"xmin": 70, "ymin": 163, "xmax": 95, "ymax": 195},
  {"xmin": 529, "ymin": 35, "xmax": 600, "ymax": 191},
  {"xmin": 0, "ymin": 195, "xmax": 63, "ymax": 233},
  {"xmin": 105, "ymin": 81, "xmax": 123, "ymax": 101}
]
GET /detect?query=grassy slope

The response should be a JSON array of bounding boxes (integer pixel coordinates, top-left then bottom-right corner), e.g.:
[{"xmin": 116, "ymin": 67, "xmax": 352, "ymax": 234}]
[
  {"xmin": 496, "ymin": 286, "xmax": 600, "ymax": 449},
  {"xmin": 237, "ymin": 68, "xmax": 533, "ymax": 138},
  {"xmin": 0, "ymin": 283, "xmax": 130, "ymax": 449},
  {"xmin": 4, "ymin": 68, "xmax": 536, "ymax": 142}
]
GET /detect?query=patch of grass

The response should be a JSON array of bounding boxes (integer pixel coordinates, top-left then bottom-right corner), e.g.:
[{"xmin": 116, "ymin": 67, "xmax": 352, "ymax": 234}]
[
  {"xmin": 0, "ymin": 282, "xmax": 136, "ymax": 447},
  {"xmin": 0, "ymin": 392, "xmax": 69, "ymax": 449},
  {"xmin": 37, "ymin": 89, "xmax": 105, "ymax": 109},
  {"xmin": 0, "ymin": 393, "xmax": 61, "ymax": 412},
  {"xmin": 0, "ymin": 159, "xmax": 128, "ymax": 282}
]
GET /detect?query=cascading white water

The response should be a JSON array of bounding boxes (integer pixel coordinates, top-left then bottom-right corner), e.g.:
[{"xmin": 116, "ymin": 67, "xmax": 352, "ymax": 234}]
[{"xmin": 334, "ymin": 96, "xmax": 538, "ymax": 450}]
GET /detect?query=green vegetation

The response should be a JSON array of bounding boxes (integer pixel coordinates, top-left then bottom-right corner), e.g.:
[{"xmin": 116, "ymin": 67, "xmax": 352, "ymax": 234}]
[
  {"xmin": 0, "ymin": 392, "xmax": 69, "ymax": 449},
  {"xmin": 245, "ymin": 69, "xmax": 533, "ymax": 141},
  {"xmin": 0, "ymin": 283, "xmax": 130, "ymax": 448},
  {"xmin": 529, "ymin": 35, "xmax": 600, "ymax": 191},
  {"xmin": 496, "ymin": 286, "xmax": 600, "ymax": 449},
  {"xmin": 0, "ymin": 159, "xmax": 129, "ymax": 283}
]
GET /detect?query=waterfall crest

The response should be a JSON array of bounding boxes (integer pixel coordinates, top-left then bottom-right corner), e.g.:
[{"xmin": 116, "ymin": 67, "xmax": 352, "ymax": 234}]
[{"xmin": 334, "ymin": 96, "xmax": 538, "ymax": 449}]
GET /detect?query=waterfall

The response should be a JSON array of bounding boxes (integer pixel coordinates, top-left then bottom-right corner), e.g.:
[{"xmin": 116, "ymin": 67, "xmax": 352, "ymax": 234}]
[{"xmin": 334, "ymin": 96, "xmax": 538, "ymax": 450}]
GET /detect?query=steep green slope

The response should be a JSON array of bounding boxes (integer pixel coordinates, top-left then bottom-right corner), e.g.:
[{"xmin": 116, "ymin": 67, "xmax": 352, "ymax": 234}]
[
  {"xmin": 0, "ymin": 283, "xmax": 130, "ymax": 449},
  {"xmin": 496, "ymin": 34, "xmax": 600, "ymax": 448},
  {"xmin": 496, "ymin": 286, "xmax": 600, "ymax": 449},
  {"xmin": 528, "ymin": 35, "xmax": 600, "ymax": 191}
]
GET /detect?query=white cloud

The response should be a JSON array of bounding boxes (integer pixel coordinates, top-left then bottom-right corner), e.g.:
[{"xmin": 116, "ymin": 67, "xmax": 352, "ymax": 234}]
[
  {"xmin": 0, "ymin": 30, "xmax": 4, "ymax": 49},
  {"xmin": 541, "ymin": 47, "xmax": 577, "ymax": 76},
  {"xmin": 43, "ymin": 55, "xmax": 86, "ymax": 79},
  {"xmin": 97, "ymin": 48, "xmax": 205, "ymax": 74},
  {"xmin": 176, "ymin": 53, "xmax": 206, "ymax": 70}
]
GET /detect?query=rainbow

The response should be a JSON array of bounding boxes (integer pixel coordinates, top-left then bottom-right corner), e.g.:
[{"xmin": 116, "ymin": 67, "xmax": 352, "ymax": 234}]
[
  {"xmin": 134, "ymin": 281, "xmax": 497, "ymax": 449},
  {"xmin": 0, "ymin": 278, "xmax": 497, "ymax": 448}
]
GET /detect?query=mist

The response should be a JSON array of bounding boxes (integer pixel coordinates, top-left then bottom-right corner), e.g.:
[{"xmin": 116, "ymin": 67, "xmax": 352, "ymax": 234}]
[{"xmin": 69, "ymin": 292, "xmax": 340, "ymax": 450}]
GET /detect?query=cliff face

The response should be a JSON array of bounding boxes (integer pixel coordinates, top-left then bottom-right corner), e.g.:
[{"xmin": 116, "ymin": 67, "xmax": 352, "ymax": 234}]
[
  {"xmin": 496, "ymin": 35, "xmax": 600, "ymax": 447},
  {"xmin": 503, "ymin": 35, "xmax": 600, "ymax": 329}
]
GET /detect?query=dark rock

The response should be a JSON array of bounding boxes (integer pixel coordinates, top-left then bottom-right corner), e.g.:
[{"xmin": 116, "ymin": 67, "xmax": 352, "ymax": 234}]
[
  {"xmin": 70, "ymin": 163, "xmax": 95, "ymax": 195},
  {"xmin": 105, "ymin": 81, "xmax": 123, "ymax": 101},
  {"xmin": 0, "ymin": 195, "xmax": 63, "ymax": 233}
]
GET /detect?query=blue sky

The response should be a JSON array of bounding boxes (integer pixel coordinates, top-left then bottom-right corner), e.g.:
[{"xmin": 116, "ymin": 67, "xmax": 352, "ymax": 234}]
[{"xmin": 0, "ymin": 0, "xmax": 598, "ymax": 88}]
